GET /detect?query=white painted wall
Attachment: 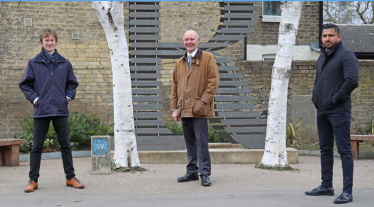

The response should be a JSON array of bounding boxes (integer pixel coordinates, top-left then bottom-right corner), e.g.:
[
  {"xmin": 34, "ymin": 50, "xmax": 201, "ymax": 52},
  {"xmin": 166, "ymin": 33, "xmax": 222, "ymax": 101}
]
[{"xmin": 247, "ymin": 45, "xmax": 320, "ymax": 61}]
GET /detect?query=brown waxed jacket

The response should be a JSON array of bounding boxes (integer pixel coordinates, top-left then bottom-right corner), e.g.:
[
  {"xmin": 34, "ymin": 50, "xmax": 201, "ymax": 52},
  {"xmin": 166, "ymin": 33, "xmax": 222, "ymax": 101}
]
[{"xmin": 171, "ymin": 49, "xmax": 220, "ymax": 118}]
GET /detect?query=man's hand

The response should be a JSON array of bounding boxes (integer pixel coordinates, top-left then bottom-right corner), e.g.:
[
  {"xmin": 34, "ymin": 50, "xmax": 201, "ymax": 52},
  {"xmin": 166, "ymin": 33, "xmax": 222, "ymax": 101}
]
[
  {"xmin": 67, "ymin": 97, "xmax": 71, "ymax": 103},
  {"xmin": 172, "ymin": 110, "xmax": 180, "ymax": 121},
  {"xmin": 33, "ymin": 97, "xmax": 39, "ymax": 105}
]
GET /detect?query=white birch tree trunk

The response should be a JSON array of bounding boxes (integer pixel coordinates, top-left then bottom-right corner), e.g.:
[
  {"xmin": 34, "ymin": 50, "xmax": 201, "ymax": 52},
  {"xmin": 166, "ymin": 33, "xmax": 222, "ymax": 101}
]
[
  {"xmin": 260, "ymin": 1, "xmax": 303, "ymax": 168},
  {"xmin": 92, "ymin": 1, "xmax": 140, "ymax": 168}
]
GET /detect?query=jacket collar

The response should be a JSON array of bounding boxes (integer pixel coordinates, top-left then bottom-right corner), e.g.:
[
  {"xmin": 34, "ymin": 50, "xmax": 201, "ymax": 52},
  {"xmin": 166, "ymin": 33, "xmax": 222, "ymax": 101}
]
[
  {"xmin": 183, "ymin": 48, "xmax": 202, "ymax": 60},
  {"xmin": 34, "ymin": 49, "xmax": 66, "ymax": 63},
  {"xmin": 321, "ymin": 41, "xmax": 343, "ymax": 56}
]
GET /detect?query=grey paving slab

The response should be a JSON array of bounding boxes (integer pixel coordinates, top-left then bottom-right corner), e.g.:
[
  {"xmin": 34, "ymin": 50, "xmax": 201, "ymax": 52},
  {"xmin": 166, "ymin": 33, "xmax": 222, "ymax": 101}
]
[
  {"xmin": 1, "ymin": 156, "xmax": 374, "ymax": 206},
  {"xmin": 1, "ymin": 190, "xmax": 374, "ymax": 207}
]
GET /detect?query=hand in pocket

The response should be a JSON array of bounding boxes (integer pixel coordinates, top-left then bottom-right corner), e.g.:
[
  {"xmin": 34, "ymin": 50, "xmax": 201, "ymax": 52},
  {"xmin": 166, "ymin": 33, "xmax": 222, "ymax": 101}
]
[{"xmin": 192, "ymin": 99, "xmax": 208, "ymax": 117}]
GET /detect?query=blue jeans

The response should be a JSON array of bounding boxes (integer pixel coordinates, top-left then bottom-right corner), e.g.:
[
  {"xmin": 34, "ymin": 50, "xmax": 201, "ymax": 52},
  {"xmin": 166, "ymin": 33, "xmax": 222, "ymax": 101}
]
[{"xmin": 317, "ymin": 110, "xmax": 353, "ymax": 193}]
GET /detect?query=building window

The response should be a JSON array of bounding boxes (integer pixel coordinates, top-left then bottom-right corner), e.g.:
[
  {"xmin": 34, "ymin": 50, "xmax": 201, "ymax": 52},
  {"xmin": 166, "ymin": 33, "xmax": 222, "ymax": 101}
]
[
  {"xmin": 262, "ymin": 1, "xmax": 281, "ymax": 22},
  {"xmin": 262, "ymin": 54, "xmax": 276, "ymax": 61}
]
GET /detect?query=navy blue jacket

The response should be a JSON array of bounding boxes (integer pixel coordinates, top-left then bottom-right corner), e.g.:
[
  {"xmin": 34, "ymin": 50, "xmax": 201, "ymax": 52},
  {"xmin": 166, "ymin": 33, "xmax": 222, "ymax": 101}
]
[
  {"xmin": 312, "ymin": 41, "xmax": 359, "ymax": 114},
  {"xmin": 19, "ymin": 51, "xmax": 79, "ymax": 118}
]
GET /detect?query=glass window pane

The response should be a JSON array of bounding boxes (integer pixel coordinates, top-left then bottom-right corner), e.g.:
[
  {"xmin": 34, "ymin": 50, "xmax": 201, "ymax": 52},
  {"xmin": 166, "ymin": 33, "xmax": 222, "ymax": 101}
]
[{"xmin": 263, "ymin": 1, "xmax": 281, "ymax": 16}]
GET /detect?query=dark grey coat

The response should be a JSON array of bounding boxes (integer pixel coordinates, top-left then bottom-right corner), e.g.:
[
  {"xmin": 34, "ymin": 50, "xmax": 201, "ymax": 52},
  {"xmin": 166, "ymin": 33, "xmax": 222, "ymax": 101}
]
[{"xmin": 312, "ymin": 41, "xmax": 359, "ymax": 114}]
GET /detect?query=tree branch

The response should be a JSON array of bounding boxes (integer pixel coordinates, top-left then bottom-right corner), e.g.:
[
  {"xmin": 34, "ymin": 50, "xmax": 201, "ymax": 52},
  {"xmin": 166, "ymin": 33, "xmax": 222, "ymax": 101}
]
[
  {"xmin": 324, "ymin": 2, "xmax": 338, "ymax": 23},
  {"xmin": 356, "ymin": 1, "xmax": 369, "ymax": 24}
]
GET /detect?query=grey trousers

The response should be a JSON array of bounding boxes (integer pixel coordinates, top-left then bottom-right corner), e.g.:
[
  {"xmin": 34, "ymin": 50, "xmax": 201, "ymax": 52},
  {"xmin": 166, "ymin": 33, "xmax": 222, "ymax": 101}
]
[{"xmin": 181, "ymin": 118, "xmax": 211, "ymax": 176}]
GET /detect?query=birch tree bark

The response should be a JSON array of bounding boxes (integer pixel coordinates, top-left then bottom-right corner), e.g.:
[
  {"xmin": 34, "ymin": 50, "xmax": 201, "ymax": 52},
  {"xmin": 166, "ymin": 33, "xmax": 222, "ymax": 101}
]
[
  {"xmin": 92, "ymin": 1, "xmax": 140, "ymax": 169},
  {"xmin": 260, "ymin": 1, "xmax": 303, "ymax": 168}
]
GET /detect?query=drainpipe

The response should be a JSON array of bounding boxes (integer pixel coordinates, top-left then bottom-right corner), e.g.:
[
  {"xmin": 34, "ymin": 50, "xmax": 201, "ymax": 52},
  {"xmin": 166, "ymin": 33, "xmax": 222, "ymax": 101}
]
[
  {"xmin": 319, "ymin": 1, "xmax": 323, "ymax": 48},
  {"xmin": 244, "ymin": 36, "xmax": 247, "ymax": 61}
]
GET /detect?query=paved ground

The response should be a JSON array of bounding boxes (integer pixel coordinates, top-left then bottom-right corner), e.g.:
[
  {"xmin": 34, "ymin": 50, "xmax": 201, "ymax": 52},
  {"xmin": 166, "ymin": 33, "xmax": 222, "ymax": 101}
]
[{"xmin": 1, "ymin": 156, "xmax": 374, "ymax": 206}]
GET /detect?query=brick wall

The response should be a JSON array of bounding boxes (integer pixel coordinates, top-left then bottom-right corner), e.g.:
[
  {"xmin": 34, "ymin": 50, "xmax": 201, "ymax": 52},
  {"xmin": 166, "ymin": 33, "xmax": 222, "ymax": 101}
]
[
  {"xmin": 159, "ymin": 1, "xmax": 245, "ymax": 84},
  {"xmin": 0, "ymin": 1, "xmax": 115, "ymax": 138},
  {"xmin": 247, "ymin": 1, "xmax": 320, "ymax": 45},
  {"xmin": 0, "ymin": 1, "xmax": 238, "ymax": 138},
  {"xmin": 1, "ymin": 1, "xmax": 372, "ymax": 138},
  {"xmin": 158, "ymin": 1, "xmax": 245, "ymax": 122},
  {"xmin": 237, "ymin": 60, "xmax": 374, "ymax": 134}
]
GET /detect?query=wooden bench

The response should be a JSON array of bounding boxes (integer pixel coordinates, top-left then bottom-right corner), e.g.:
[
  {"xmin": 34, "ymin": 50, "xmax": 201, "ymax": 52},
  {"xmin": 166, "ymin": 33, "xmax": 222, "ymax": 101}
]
[
  {"xmin": 0, "ymin": 139, "xmax": 25, "ymax": 166},
  {"xmin": 350, "ymin": 135, "xmax": 374, "ymax": 160}
]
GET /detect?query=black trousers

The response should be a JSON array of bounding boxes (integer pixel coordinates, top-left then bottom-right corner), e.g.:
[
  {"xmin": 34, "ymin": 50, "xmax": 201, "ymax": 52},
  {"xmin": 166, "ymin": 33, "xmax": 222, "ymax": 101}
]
[
  {"xmin": 181, "ymin": 118, "xmax": 211, "ymax": 176},
  {"xmin": 317, "ymin": 110, "xmax": 353, "ymax": 194},
  {"xmin": 29, "ymin": 116, "xmax": 75, "ymax": 182}
]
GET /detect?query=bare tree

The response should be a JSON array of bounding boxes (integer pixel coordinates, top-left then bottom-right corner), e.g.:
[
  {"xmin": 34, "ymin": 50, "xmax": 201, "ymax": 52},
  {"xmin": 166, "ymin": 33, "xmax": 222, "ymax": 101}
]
[
  {"xmin": 92, "ymin": 1, "xmax": 140, "ymax": 169},
  {"xmin": 324, "ymin": 1, "xmax": 374, "ymax": 24},
  {"xmin": 260, "ymin": 1, "xmax": 303, "ymax": 168}
]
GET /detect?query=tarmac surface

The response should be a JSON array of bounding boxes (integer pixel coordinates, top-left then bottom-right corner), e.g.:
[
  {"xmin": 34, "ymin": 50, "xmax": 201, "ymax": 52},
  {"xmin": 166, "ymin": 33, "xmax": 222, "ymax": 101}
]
[{"xmin": 1, "ymin": 156, "xmax": 374, "ymax": 207}]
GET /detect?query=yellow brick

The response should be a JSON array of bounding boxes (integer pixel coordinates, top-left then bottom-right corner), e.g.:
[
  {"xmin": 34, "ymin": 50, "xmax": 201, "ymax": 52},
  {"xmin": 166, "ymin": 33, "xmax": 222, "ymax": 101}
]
[
  {"xmin": 65, "ymin": 44, "xmax": 76, "ymax": 49},
  {"xmin": 87, "ymin": 53, "xmax": 100, "ymax": 58},
  {"xmin": 89, "ymin": 45, "xmax": 101, "ymax": 49},
  {"xmin": 86, "ymin": 58, "xmax": 97, "ymax": 62},
  {"xmin": 77, "ymin": 44, "xmax": 89, "ymax": 49}
]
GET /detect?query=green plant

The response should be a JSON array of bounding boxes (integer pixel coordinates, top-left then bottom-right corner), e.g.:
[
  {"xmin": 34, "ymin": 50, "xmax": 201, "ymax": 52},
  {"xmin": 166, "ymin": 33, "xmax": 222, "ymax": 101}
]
[
  {"xmin": 208, "ymin": 127, "xmax": 224, "ymax": 143},
  {"xmin": 286, "ymin": 118, "xmax": 307, "ymax": 147},
  {"xmin": 165, "ymin": 123, "xmax": 184, "ymax": 135},
  {"xmin": 364, "ymin": 119, "xmax": 374, "ymax": 135},
  {"xmin": 68, "ymin": 112, "xmax": 111, "ymax": 149},
  {"xmin": 14, "ymin": 130, "xmax": 33, "ymax": 153},
  {"xmin": 43, "ymin": 138, "xmax": 59, "ymax": 152},
  {"xmin": 364, "ymin": 119, "xmax": 374, "ymax": 146},
  {"xmin": 165, "ymin": 122, "xmax": 224, "ymax": 143}
]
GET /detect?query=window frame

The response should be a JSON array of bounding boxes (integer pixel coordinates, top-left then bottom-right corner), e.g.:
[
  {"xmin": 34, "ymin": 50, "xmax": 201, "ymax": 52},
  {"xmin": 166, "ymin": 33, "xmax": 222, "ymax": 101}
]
[{"xmin": 262, "ymin": 1, "xmax": 281, "ymax": 23}]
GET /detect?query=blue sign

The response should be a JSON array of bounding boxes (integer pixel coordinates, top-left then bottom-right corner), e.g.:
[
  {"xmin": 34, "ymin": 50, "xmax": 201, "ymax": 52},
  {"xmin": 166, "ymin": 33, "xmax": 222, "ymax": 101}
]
[{"xmin": 93, "ymin": 138, "xmax": 108, "ymax": 155}]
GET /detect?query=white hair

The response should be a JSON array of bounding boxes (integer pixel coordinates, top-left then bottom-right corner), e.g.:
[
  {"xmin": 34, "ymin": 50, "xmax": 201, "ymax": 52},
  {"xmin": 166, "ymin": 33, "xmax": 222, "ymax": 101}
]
[{"xmin": 183, "ymin": 30, "xmax": 199, "ymax": 39}]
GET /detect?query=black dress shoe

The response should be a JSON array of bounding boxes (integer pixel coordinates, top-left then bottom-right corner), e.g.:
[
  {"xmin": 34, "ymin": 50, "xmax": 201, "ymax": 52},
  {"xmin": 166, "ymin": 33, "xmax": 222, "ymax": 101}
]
[
  {"xmin": 201, "ymin": 175, "xmax": 211, "ymax": 186},
  {"xmin": 305, "ymin": 185, "xmax": 334, "ymax": 196},
  {"xmin": 333, "ymin": 192, "xmax": 353, "ymax": 204},
  {"xmin": 177, "ymin": 172, "xmax": 199, "ymax": 182}
]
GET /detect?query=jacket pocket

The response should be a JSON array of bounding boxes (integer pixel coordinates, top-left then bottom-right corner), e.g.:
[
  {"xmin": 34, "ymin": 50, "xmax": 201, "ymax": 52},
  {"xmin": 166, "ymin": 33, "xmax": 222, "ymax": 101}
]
[
  {"xmin": 192, "ymin": 97, "xmax": 208, "ymax": 117},
  {"xmin": 332, "ymin": 91, "xmax": 347, "ymax": 105},
  {"xmin": 321, "ymin": 90, "xmax": 334, "ymax": 109},
  {"xmin": 56, "ymin": 97, "xmax": 68, "ymax": 114},
  {"xmin": 34, "ymin": 99, "xmax": 44, "ymax": 116}
]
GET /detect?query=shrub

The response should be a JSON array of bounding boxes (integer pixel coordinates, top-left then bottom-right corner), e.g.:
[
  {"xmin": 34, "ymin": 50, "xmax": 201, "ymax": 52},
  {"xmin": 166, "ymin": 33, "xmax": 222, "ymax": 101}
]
[
  {"xmin": 165, "ymin": 122, "xmax": 225, "ymax": 143},
  {"xmin": 165, "ymin": 123, "xmax": 184, "ymax": 135},
  {"xmin": 208, "ymin": 127, "xmax": 225, "ymax": 143},
  {"xmin": 363, "ymin": 119, "xmax": 374, "ymax": 146},
  {"xmin": 68, "ymin": 112, "xmax": 111, "ymax": 149},
  {"xmin": 364, "ymin": 119, "xmax": 374, "ymax": 135},
  {"xmin": 14, "ymin": 113, "xmax": 111, "ymax": 153},
  {"xmin": 15, "ymin": 130, "xmax": 33, "ymax": 153}
]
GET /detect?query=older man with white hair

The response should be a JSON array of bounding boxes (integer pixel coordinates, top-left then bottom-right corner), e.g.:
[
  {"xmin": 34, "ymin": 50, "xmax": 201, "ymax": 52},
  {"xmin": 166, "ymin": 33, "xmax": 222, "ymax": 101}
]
[{"xmin": 170, "ymin": 30, "xmax": 220, "ymax": 187}]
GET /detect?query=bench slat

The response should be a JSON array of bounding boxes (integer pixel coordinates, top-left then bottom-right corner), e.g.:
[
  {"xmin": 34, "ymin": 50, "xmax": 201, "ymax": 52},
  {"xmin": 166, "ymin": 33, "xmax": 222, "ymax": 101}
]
[
  {"xmin": 0, "ymin": 139, "xmax": 25, "ymax": 147},
  {"xmin": 350, "ymin": 135, "xmax": 374, "ymax": 141}
]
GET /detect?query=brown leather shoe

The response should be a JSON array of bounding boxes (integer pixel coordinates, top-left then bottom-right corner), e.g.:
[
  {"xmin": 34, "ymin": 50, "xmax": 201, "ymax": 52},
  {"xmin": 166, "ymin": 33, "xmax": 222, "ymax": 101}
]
[
  {"xmin": 66, "ymin": 177, "xmax": 85, "ymax": 189},
  {"xmin": 24, "ymin": 180, "xmax": 38, "ymax": 193}
]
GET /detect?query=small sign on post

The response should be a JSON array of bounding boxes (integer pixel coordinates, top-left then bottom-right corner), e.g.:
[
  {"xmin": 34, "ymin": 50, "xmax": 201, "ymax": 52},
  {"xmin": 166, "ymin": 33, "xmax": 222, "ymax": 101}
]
[{"xmin": 91, "ymin": 135, "xmax": 111, "ymax": 174}]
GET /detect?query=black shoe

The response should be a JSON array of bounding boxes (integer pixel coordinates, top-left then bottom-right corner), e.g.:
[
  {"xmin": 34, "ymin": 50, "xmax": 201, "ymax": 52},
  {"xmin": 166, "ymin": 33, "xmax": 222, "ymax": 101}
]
[
  {"xmin": 305, "ymin": 185, "xmax": 334, "ymax": 196},
  {"xmin": 333, "ymin": 192, "xmax": 353, "ymax": 204},
  {"xmin": 201, "ymin": 175, "xmax": 211, "ymax": 187},
  {"xmin": 177, "ymin": 172, "xmax": 199, "ymax": 182}
]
